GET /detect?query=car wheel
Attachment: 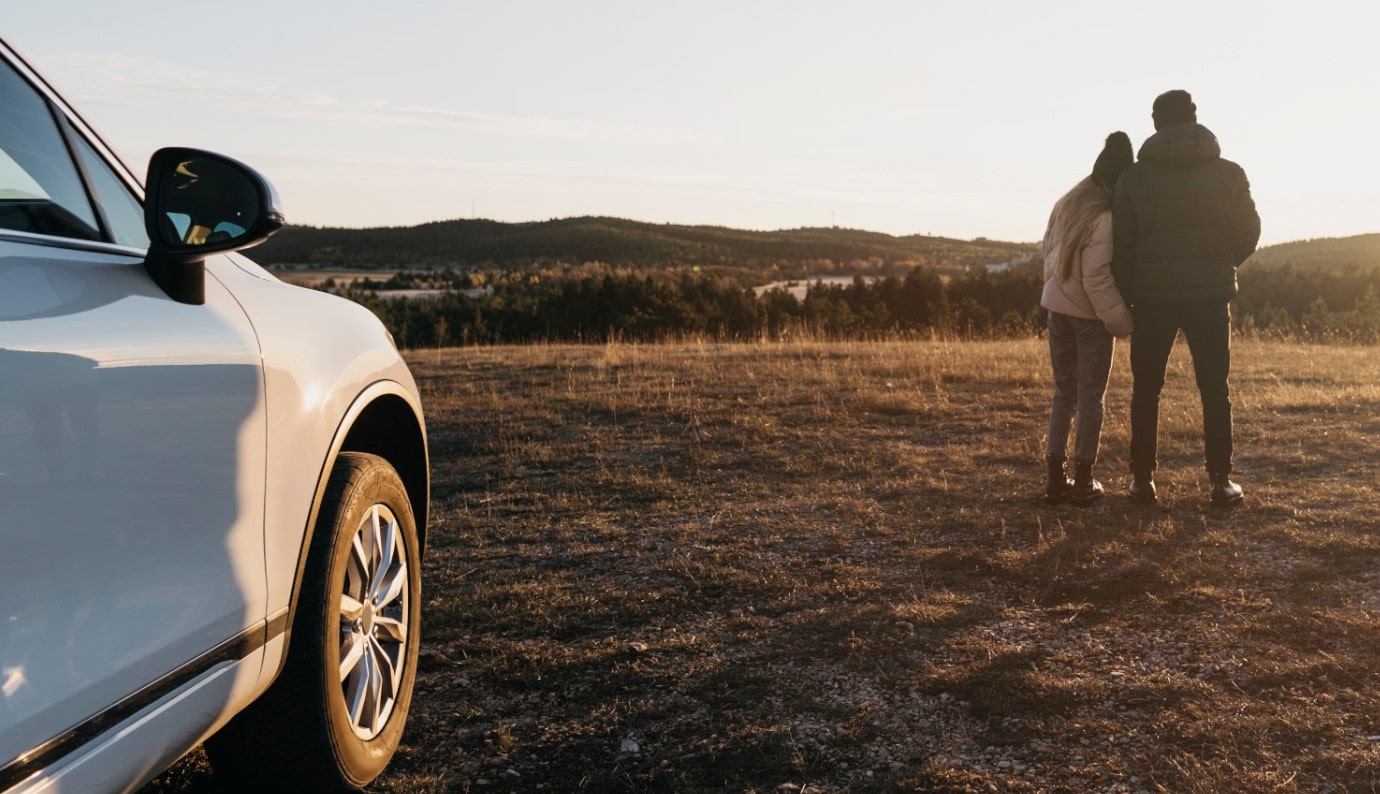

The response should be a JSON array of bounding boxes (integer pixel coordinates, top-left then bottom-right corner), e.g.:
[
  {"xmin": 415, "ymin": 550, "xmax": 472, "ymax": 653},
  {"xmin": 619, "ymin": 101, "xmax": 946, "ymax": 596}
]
[{"xmin": 206, "ymin": 451, "xmax": 421, "ymax": 791}]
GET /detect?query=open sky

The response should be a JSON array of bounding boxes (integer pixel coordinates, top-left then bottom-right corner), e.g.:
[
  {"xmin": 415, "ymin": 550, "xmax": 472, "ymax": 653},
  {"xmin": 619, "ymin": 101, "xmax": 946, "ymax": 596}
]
[{"xmin": 8, "ymin": 2, "xmax": 1377, "ymax": 246}]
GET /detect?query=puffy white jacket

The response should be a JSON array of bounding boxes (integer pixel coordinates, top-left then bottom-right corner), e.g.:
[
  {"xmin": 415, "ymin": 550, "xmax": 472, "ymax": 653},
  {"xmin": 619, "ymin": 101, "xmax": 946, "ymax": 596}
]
[{"xmin": 1041, "ymin": 209, "xmax": 1133, "ymax": 338}]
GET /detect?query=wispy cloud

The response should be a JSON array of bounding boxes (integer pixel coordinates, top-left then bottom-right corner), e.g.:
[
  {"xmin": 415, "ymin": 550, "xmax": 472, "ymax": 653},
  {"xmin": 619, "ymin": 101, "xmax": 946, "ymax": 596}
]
[
  {"xmin": 39, "ymin": 51, "xmax": 715, "ymax": 145},
  {"xmin": 262, "ymin": 148, "xmax": 826, "ymax": 197}
]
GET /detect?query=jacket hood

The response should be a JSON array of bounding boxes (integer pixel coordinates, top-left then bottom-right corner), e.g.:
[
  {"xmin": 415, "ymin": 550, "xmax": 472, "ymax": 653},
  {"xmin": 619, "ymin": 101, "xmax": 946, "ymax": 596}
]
[{"xmin": 1137, "ymin": 122, "xmax": 1221, "ymax": 167}]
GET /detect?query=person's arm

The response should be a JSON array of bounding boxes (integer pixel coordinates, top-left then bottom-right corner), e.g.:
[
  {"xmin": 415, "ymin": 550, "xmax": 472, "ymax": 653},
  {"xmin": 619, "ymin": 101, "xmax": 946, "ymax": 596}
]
[
  {"xmin": 1082, "ymin": 212, "xmax": 1133, "ymax": 337},
  {"xmin": 1232, "ymin": 166, "xmax": 1262, "ymax": 266},
  {"xmin": 1110, "ymin": 177, "xmax": 1137, "ymax": 304}
]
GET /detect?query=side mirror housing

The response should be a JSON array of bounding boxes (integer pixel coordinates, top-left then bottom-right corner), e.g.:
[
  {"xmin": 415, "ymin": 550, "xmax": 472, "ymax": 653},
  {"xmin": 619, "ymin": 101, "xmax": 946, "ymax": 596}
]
[{"xmin": 143, "ymin": 147, "xmax": 286, "ymax": 304}]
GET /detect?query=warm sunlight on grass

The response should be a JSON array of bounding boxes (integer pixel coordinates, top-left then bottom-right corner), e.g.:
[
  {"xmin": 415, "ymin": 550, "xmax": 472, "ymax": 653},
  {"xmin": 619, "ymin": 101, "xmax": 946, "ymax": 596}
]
[{"xmin": 144, "ymin": 337, "xmax": 1380, "ymax": 793}]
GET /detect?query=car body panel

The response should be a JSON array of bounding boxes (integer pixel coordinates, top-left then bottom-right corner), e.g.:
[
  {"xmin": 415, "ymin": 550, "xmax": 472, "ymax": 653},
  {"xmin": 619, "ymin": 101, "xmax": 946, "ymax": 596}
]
[
  {"xmin": 209, "ymin": 254, "xmax": 426, "ymax": 622},
  {"xmin": 13, "ymin": 652, "xmax": 265, "ymax": 794},
  {"xmin": 0, "ymin": 242, "xmax": 268, "ymax": 775}
]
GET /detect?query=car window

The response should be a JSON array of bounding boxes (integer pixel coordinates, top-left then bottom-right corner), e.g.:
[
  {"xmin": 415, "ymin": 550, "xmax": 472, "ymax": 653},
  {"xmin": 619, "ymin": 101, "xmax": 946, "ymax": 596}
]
[
  {"xmin": 0, "ymin": 58, "xmax": 101, "ymax": 241},
  {"xmin": 69, "ymin": 128, "xmax": 149, "ymax": 248}
]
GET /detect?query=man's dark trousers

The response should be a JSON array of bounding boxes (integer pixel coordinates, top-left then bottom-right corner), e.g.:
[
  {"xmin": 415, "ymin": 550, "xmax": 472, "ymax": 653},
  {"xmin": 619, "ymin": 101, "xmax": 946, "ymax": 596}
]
[{"xmin": 1129, "ymin": 302, "xmax": 1233, "ymax": 475}]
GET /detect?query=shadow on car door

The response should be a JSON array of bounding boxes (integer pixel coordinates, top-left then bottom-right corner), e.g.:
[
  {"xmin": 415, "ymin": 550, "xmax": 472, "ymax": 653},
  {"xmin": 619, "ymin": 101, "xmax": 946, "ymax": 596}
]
[{"xmin": 0, "ymin": 248, "xmax": 267, "ymax": 785}]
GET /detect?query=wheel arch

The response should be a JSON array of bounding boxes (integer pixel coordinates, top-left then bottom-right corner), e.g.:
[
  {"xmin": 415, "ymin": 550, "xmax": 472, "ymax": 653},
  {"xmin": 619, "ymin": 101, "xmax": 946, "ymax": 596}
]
[
  {"xmin": 274, "ymin": 380, "xmax": 428, "ymax": 676},
  {"xmin": 337, "ymin": 392, "xmax": 430, "ymax": 552}
]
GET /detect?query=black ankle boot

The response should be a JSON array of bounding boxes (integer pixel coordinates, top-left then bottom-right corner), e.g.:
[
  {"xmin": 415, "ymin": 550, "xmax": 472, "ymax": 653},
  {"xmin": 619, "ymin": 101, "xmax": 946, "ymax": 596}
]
[
  {"xmin": 1044, "ymin": 457, "xmax": 1074, "ymax": 504},
  {"xmin": 1209, "ymin": 472, "xmax": 1243, "ymax": 507},
  {"xmin": 1070, "ymin": 463, "xmax": 1104, "ymax": 505},
  {"xmin": 1129, "ymin": 471, "xmax": 1157, "ymax": 505}
]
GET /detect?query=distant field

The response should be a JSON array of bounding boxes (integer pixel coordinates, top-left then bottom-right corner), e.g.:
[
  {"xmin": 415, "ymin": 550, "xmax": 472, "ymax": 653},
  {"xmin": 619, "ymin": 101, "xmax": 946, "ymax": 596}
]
[
  {"xmin": 145, "ymin": 337, "xmax": 1380, "ymax": 793},
  {"xmin": 270, "ymin": 268, "xmax": 405, "ymax": 287}
]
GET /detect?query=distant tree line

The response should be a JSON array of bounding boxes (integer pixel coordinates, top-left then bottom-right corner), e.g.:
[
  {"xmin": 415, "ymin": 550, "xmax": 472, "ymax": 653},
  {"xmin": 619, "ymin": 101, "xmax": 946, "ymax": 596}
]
[
  {"xmin": 342, "ymin": 266, "xmax": 1042, "ymax": 347},
  {"xmin": 337, "ymin": 261, "xmax": 1380, "ymax": 348},
  {"xmin": 1235, "ymin": 264, "xmax": 1380, "ymax": 343},
  {"xmin": 1245, "ymin": 234, "xmax": 1380, "ymax": 272},
  {"xmin": 254, "ymin": 215, "xmax": 1035, "ymax": 275}
]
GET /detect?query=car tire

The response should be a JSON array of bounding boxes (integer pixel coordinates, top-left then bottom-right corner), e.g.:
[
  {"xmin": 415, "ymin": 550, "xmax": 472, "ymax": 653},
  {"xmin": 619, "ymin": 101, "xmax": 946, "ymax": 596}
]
[{"xmin": 205, "ymin": 451, "xmax": 421, "ymax": 791}]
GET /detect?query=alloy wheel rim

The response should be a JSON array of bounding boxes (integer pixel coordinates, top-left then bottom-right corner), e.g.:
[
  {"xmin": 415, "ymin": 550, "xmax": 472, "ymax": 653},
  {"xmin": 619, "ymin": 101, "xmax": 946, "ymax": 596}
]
[{"xmin": 338, "ymin": 503, "xmax": 410, "ymax": 740}]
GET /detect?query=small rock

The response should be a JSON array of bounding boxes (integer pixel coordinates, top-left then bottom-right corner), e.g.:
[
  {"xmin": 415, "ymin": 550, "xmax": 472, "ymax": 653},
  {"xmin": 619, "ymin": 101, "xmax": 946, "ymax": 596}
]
[
  {"xmin": 620, "ymin": 738, "xmax": 641, "ymax": 754},
  {"xmin": 417, "ymin": 650, "xmax": 452, "ymax": 672}
]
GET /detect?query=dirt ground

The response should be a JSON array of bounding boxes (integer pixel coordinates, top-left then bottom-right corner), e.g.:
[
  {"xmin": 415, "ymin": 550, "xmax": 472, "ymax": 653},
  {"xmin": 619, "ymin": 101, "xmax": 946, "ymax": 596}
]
[{"xmin": 144, "ymin": 338, "xmax": 1380, "ymax": 793}]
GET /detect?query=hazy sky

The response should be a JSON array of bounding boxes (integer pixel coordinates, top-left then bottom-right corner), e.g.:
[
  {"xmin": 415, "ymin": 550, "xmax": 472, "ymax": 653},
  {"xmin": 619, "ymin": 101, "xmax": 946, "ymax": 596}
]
[{"xmin": 8, "ymin": 2, "xmax": 1377, "ymax": 245}]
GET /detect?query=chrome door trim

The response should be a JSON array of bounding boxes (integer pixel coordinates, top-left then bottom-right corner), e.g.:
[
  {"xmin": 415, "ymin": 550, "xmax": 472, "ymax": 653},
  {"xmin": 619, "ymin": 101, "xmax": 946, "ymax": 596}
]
[{"xmin": 0, "ymin": 619, "xmax": 287, "ymax": 791}]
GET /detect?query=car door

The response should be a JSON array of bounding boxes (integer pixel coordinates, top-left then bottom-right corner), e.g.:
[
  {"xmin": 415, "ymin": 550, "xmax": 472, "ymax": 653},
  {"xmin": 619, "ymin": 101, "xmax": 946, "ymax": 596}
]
[{"xmin": 0, "ymin": 50, "xmax": 268, "ymax": 779}]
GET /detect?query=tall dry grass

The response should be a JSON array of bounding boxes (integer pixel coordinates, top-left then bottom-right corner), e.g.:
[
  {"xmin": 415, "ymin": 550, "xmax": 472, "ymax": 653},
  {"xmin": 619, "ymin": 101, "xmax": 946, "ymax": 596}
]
[{"xmin": 145, "ymin": 336, "xmax": 1380, "ymax": 793}]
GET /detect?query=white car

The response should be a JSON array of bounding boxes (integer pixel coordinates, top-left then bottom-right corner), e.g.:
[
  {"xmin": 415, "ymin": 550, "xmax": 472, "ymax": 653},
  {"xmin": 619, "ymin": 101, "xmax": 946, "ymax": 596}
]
[{"xmin": 0, "ymin": 37, "xmax": 428, "ymax": 792}]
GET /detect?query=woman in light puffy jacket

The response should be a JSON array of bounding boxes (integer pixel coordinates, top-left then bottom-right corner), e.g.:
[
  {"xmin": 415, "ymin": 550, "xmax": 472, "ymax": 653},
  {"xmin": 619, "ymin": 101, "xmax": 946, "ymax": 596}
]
[{"xmin": 1040, "ymin": 131, "xmax": 1134, "ymax": 504}]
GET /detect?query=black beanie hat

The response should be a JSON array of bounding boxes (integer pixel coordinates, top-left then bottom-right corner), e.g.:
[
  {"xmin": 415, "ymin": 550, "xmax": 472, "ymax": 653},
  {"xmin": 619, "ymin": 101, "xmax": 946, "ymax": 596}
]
[
  {"xmin": 1152, "ymin": 89, "xmax": 1196, "ymax": 129},
  {"xmin": 1091, "ymin": 131, "xmax": 1133, "ymax": 191}
]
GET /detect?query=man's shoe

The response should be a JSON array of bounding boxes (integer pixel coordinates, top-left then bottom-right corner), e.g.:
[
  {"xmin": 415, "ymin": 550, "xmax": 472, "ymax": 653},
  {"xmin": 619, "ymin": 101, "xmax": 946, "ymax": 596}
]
[
  {"xmin": 1209, "ymin": 472, "xmax": 1243, "ymax": 507},
  {"xmin": 1129, "ymin": 472, "xmax": 1157, "ymax": 505},
  {"xmin": 1044, "ymin": 457, "xmax": 1074, "ymax": 504},
  {"xmin": 1070, "ymin": 463, "xmax": 1104, "ymax": 505}
]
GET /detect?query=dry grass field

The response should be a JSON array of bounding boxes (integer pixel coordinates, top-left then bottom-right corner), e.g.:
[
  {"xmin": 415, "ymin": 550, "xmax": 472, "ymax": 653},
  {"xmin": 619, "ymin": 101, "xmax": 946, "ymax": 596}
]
[{"xmin": 146, "ymin": 337, "xmax": 1380, "ymax": 793}]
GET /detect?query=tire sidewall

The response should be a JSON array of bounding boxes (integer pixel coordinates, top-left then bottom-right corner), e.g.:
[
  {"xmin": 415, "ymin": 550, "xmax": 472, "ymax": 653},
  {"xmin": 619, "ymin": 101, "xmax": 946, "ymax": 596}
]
[{"xmin": 316, "ymin": 455, "xmax": 422, "ymax": 787}]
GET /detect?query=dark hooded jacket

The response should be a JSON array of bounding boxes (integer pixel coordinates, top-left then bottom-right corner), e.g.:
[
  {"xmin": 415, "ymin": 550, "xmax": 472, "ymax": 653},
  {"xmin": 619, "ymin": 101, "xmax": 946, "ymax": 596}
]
[{"xmin": 1110, "ymin": 123, "xmax": 1260, "ymax": 306}]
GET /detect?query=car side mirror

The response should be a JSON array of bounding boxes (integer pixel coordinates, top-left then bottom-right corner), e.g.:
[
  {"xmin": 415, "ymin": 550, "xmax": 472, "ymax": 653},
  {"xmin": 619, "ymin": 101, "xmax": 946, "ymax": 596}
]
[{"xmin": 143, "ymin": 147, "xmax": 286, "ymax": 305}]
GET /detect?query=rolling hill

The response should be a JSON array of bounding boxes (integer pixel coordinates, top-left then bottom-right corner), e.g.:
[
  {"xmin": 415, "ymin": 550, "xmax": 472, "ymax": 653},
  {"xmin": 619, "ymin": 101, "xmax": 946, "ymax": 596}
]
[
  {"xmin": 248, "ymin": 215, "xmax": 1380, "ymax": 276},
  {"xmin": 248, "ymin": 215, "xmax": 1036, "ymax": 272},
  {"xmin": 1245, "ymin": 233, "xmax": 1380, "ymax": 271}
]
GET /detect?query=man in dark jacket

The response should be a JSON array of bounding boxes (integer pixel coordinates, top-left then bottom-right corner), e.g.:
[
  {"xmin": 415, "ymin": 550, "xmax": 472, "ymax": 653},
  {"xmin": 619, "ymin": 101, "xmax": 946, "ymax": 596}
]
[{"xmin": 1111, "ymin": 90, "xmax": 1261, "ymax": 506}]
